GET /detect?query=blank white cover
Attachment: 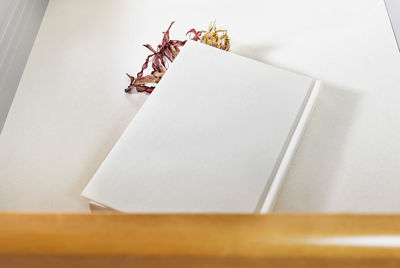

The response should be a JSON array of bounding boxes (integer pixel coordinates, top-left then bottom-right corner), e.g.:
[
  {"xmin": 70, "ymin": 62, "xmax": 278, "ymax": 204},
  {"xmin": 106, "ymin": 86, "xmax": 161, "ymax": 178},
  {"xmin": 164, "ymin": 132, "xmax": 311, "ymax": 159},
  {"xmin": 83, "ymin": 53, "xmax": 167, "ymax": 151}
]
[
  {"xmin": 386, "ymin": 0, "xmax": 400, "ymax": 50},
  {"xmin": 82, "ymin": 41, "xmax": 314, "ymax": 213}
]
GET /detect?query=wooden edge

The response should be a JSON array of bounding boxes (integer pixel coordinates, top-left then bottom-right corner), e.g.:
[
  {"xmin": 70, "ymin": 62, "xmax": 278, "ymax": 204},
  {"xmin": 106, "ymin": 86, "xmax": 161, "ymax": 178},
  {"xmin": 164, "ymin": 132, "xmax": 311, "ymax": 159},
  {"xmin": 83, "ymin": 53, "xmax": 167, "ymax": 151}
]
[{"xmin": 1, "ymin": 213, "xmax": 400, "ymax": 267}]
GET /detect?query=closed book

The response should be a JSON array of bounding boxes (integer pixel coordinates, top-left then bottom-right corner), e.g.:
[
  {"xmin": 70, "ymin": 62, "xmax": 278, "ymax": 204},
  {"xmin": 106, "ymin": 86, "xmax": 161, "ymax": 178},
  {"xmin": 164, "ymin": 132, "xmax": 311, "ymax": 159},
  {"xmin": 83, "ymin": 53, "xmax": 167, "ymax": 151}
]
[{"xmin": 82, "ymin": 41, "xmax": 320, "ymax": 213}]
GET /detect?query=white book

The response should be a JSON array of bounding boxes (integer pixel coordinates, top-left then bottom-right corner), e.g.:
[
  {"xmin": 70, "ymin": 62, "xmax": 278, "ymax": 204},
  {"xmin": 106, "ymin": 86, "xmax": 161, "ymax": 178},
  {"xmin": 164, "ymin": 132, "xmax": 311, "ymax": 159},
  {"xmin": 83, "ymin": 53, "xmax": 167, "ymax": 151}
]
[
  {"xmin": 385, "ymin": 0, "xmax": 400, "ymax": 51},
  {"xmin": 82, "ymin": 41, "xmax": 320, "ymax": 213}
]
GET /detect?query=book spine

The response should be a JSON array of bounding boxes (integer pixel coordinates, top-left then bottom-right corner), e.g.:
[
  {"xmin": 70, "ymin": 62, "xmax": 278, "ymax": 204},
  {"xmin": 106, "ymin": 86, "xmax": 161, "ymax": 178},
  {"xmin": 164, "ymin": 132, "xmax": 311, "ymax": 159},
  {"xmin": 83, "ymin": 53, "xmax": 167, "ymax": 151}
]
[{"xmin": 259, "ymin": 80, "xmax": 322, "ymax": 213}]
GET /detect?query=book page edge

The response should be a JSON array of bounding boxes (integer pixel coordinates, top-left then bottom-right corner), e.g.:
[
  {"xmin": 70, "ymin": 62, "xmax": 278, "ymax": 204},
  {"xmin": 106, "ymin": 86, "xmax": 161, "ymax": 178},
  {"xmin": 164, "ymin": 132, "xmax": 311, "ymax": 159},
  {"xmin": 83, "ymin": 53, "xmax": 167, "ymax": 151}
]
[{"xmin": 259, "ymin": 80, "xmax": 322, "ymax": 213}]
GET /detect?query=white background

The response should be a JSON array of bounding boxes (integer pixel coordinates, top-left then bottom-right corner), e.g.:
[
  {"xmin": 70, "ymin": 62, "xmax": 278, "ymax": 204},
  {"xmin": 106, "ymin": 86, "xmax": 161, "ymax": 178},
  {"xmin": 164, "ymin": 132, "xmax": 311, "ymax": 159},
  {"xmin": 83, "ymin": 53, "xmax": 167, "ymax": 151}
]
[{"xmin": 0, "ymin": 0, "xmax": 399, "ymax": 212}]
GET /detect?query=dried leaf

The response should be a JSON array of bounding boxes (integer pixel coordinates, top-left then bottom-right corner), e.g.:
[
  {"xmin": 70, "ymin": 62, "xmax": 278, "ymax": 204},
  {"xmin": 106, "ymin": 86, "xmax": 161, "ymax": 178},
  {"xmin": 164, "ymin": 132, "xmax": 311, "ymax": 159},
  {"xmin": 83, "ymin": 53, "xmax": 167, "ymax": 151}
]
[
  {"xmin": 125, "ymin": 21, "xmax": 230, "ymax": 94},
  {"xmin": 186, "ymin": 29, "xmax": 202, "ymax": 41}
]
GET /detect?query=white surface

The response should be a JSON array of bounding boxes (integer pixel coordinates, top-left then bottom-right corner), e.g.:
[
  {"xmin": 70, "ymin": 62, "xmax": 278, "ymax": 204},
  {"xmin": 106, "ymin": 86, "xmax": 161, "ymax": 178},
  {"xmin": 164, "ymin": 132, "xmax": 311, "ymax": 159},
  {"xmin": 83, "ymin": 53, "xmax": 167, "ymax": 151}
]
[
  {"xmin": 0, "ymin": 0, "xmax": 400, "ymax": 212},
  {"xmin": 82, "ymin": 41, "xmax": 315, "ymax": 213}
]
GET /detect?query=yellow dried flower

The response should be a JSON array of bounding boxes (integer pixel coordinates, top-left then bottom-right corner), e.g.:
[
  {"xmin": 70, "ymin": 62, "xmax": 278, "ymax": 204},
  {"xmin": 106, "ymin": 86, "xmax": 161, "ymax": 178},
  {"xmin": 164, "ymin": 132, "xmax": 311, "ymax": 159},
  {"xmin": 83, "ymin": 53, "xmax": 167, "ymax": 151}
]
[{"xmin": 200, "ymin": 21, "xmax": 230, "ymax": 51}]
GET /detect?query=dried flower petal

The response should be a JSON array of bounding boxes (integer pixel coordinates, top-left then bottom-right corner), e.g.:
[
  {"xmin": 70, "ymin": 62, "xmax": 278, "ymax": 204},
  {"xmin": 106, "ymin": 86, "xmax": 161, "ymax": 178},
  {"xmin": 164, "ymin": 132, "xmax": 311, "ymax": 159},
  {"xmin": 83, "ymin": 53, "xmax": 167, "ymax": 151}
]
[
  {"xmin": 136, "ymin": 85, "xmax": 155, "ymax": 93},
  {"xmin": 137, "ymin": 53, "xmax": 153, "ymax": 79},
  {"xmin": 186, "ymin": 29, "xmax": 202, "ymax": 41},
  {"xmin": 199, "ymin": 21, "xmax": 230, "ymax": 51},
  {"xmin": 125, "ymin": 21, "xmax": 230, "ymax": 94}
]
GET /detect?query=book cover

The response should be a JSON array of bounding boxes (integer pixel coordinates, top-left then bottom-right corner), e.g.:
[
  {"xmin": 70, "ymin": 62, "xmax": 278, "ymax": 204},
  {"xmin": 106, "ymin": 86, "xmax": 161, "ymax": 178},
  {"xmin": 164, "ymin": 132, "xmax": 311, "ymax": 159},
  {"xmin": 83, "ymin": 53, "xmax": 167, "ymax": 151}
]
[
  {"xmin": 82, "ymin": 41, "xmax": 320, "ymax": 213},
  {"xmin": 385, "ymin": 0, "xmax": 400, "ymax": 51}
]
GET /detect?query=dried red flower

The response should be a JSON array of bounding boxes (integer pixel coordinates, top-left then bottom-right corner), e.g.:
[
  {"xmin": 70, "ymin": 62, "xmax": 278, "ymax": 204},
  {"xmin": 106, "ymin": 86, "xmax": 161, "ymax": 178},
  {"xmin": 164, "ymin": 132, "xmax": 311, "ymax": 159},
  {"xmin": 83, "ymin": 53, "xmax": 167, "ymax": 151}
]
[
  {"xmin": 125, "ymin": 21, "xmax": 229, "ymax": 94},
  {"xmin": 125, "ymin": 22, "xmax": 187, "ymax": 93}
]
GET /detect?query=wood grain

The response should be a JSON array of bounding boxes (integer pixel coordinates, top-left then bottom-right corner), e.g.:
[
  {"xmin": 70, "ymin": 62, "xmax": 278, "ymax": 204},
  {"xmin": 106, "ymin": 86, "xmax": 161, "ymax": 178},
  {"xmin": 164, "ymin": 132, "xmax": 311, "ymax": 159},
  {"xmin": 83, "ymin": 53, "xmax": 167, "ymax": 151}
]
[{"xmin": 1, "ymin": 213, "xmax": 400, "ymax": 267}]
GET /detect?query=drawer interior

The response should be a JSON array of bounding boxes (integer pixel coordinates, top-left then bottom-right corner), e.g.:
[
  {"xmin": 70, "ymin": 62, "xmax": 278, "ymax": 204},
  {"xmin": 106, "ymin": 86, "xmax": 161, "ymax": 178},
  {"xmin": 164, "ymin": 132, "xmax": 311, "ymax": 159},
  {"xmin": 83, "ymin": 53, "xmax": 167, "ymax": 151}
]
[{"xmin": 1, "ymin": 0, "xmax": 399, "ymax": 213}]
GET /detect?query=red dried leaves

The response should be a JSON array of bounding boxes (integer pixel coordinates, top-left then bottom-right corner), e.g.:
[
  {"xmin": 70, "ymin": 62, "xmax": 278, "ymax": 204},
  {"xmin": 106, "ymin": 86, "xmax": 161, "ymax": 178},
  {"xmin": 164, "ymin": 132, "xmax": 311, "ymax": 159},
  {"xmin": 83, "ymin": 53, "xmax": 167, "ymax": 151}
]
[
  {"xmin": 125, "ymin": 21, "xmax": 229, "ymax": 94},
  {"xmin": 125, "ymin": 22, "xmax": 187, "ymax": 93}
]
